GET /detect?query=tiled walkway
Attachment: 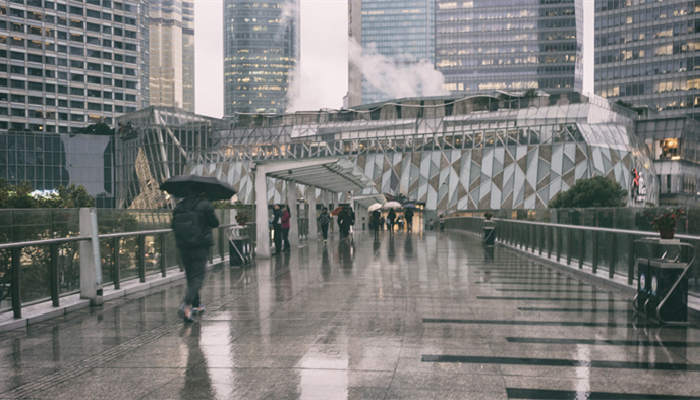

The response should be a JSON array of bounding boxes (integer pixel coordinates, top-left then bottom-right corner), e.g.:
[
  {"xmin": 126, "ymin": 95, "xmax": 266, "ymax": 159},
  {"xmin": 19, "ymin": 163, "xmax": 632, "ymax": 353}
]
[{"xmin": 0, "ymin": 231, "xmax": 698, "ymax": 399}]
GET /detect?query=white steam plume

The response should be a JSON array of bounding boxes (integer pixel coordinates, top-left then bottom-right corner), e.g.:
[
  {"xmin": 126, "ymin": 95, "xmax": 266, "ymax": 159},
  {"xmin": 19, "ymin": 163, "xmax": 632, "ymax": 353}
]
[{"xmin": 348, "ymin": 39, "xmax": 449, "ymax": 101}]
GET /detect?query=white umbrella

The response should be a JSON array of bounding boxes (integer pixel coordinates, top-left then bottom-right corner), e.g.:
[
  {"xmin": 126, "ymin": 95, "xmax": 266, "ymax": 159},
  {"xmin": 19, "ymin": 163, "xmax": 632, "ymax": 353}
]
[
  {"xmin": 382, "ymin": 201, "xmax": 402, "ymax": 210},
  {"xmin": 368, "ymin": 203, "xmax": 382, "ymax": 212}
]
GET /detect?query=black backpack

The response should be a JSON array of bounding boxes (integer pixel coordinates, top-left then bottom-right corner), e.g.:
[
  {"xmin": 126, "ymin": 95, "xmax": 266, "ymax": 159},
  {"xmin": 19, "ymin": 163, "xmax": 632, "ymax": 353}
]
[{"xmin": 172, "ymin": 198, "xmax": 206, "ymax": 248}]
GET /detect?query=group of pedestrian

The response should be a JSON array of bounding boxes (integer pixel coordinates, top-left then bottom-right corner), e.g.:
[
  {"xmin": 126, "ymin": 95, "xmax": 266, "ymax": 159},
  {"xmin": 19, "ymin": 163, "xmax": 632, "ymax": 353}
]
[
  {"xmin": 370, "ymin": 207, "xmax": 415, "ymax": 234},
  {"xmin": 271, "ymin": 204, "xmax": 291, "ymax": 254}
]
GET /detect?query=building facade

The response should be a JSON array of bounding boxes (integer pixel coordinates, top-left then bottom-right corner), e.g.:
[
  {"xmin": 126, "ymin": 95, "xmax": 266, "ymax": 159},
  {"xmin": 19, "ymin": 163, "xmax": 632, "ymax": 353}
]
[
  {"xmin": 435, "ymin": 0, "xmax": 583, "ymax": 95},
  {"xmin": 594, "ymin": 0, "xmax": 698, "ymax": 120},
  {"xmin": 116, "ymin": 92, "xmax": 658, "ymax": 211},
  {"xmin": 0, "ymin": 0, "xmax": 145, "ymax": 133},
  {"xmin": 347, "ymin": 0, "xmax": 435, "ymax": 107},
  {"xmin": 148, "ymin": 0, "xmax": 194, "ymax": 112},
  {"xmin": 223, "ymin": 0, "xmax": 299, "ymax": 116},
  {"xmin": 0, "ymin": 130, "xmax": 115, "ymax": 207}
]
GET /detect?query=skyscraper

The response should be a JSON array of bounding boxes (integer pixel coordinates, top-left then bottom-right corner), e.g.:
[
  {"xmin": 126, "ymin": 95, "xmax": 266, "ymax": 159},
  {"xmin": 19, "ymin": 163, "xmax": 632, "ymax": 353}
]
[
  {"xmin": 223, "ymin": 0, "xmax": 299, "ymax": 116},
  {"xmin": 0, "ymin": 0, "xmax": 145, "ymax": 133},
  {"xmin": 594, "ymin": 0, "xmax": 698, "ymax": 120},
  {"xmin": 347, "ymin": 0, "xmax": 435, "ymax": 107},
  {"xmin": 435, "ymin": 0, "xmax": 583, "ymax": 95},
  {"xmin": 148, "ymin": 0, "xmax": 194, "ymax": 112}
]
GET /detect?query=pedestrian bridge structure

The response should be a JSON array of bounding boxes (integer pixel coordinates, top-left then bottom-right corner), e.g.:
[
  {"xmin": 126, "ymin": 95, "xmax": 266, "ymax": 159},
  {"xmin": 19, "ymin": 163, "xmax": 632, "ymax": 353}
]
[{"xmin": 1, "ymin": 230, "xmax": 698, "ymax": 399}]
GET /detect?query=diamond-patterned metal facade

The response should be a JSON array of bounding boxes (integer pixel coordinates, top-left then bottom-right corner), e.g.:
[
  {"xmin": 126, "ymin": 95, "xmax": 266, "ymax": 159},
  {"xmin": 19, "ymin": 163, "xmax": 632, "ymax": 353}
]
[{"xmin": 117, "ymin": 94, "xmax": 658, "ymax": 210}]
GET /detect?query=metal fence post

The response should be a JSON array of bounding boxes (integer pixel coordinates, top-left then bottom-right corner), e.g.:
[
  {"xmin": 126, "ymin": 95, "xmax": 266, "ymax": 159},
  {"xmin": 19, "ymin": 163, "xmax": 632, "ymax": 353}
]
[
  {"xmin": 160, "ymin": 234, "xmax": 167, "ymax": 277},
  {"xmin": 538, "ymin": 225, "xmax": 543, "ymax": 255},
  {"xmin": 609, "ymin": 233, "xmax": 617, "ymax": 279},
  {"xmin": 137, "ymin": 234, "xmax": 146, "ymax": 283},
  {"xmin": 547, "ymin": 226, "xmax": 553, "ymax": 258},
  {"xmin": 627, "ymin": 234, "xmax": 636, "ymax": 285},
  {"xmin": 566, "ymin": 228, "xmax": 573, "ymax": 265},
  {"xmin": 218, "ymin": 227, "xmax": 225, "ymax": 262},
  {"xmin": 49, "ymin": 244, "xmax": 59, "ymax": 307},
  {"xmin": 11, "ymin": 247, "xmax": 22, "ymax": 319},
  {"xmin": 592, "ymin": 230, "xmax": 599, "ymax": 274},
  {"xmin": 578, "ymin": 230, "xmax": 585, "ymax": 269},
  {"xmin": 556, "ymin": 227, "xmax": 562, "ymax": 262},
  {"xmin": 112, "ymin": 237, "xmax": 121, "ymax": 289}
]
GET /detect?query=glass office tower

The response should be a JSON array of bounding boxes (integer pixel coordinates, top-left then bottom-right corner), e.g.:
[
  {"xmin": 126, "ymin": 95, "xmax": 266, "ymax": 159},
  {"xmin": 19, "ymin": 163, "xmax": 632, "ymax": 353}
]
[
  {"xmin": 435, "ymin": 0, "xmax": 583, "ymax": 95},
  {"xmin": 223, "ymin": 0, "xmax": 299, "ymax": 116},
  {"xmin": 0, "ymin": 0, "xmax": 145, "ymax": 133},
  {"xmin": 148, "ymin": 0, "xmax": 194, "ymax": 112},
  {"xmin": 594, "ymin": 0, "xmax": 698, "ymax": 120},
  {"xmin": 347, "ymin": 0, "xmax": 435, "ymax": 107}
]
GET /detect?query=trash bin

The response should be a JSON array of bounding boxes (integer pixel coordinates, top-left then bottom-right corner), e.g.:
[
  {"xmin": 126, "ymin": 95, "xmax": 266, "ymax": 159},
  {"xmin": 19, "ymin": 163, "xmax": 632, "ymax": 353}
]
[
  {"xmin": 633, "ymin": 238, "xmax": 694, "ymax": 324},
  {"xmin": 644, "ymin": 259, "xmax": 688, "ymax": 323},
  {"xmin": 483, "ymin": 222, "xmax": 495, "ymax": 245}
]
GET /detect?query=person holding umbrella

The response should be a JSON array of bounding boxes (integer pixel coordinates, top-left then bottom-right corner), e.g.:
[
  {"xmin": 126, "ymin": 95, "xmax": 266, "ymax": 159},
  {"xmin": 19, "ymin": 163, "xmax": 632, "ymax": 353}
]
[
  {"xmin": 165, "ymin": 184, "xmax": 221, "ymax": 323},
  {"xmin": 161, "ymin": 175, "xmax": 234, "ymax": 323},
  {"xmin": 387, "ymin": 208, "xmax": 396, "ymax": 233},
  {"xmin": 404, "ymin": 207, "xmax": 414, "ymax": 232}
]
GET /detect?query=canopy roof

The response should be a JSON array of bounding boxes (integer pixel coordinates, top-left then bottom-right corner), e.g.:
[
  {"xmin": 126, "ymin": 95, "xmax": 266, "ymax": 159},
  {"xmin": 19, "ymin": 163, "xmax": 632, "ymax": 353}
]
[
  {"xmin": 352, "ymin": 193, "xmax": 387, "ymax": 208},
  {"xmin": 262, "ymin": 158, "xmax": 374, "ymax": 193}
]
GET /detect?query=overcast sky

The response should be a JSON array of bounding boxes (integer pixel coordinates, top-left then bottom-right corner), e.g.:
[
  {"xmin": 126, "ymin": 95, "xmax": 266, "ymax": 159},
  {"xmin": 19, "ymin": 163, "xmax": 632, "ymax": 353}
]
[{"xmin": 194, "ymin": 1, "xmax": 593, "ymax": 118}]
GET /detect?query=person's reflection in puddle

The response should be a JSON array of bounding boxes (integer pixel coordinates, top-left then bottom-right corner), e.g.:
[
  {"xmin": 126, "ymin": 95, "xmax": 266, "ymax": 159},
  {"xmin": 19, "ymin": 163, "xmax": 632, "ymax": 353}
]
[
  {"xmin": 181, "ymin": 324, "xmax": 213, "ymax": 399},
  {"xmin": 339, "ymin": 239, "xmax": 354, "ymax": 274},
  {"xmin": 404, "ymin": 235, "xmax": 413, "ymax": 258},
  {"xmin": 321, "ymin": 244, "xmax": 331, "ymax": 281},
  {"xmin": 388, "ymin": 234, "xmax": 396, "ymax": 263}
]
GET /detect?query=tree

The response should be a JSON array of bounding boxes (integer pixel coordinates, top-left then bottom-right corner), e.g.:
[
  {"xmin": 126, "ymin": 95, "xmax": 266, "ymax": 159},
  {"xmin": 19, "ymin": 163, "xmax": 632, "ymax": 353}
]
[
  {"xmin": 549, "ymin": 176, "xmax": 627, "ymax": 208},
  {"xmin": 0, "ymin": 181, "xmax": 95, "ymax": 209}
]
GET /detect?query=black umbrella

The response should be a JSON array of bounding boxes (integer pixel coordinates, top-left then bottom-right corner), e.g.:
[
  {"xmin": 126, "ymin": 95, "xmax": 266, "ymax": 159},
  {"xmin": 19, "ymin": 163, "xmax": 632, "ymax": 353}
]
[{"xmin": 160, "ymin": 175, "xmax": 236, "ymax": 200}]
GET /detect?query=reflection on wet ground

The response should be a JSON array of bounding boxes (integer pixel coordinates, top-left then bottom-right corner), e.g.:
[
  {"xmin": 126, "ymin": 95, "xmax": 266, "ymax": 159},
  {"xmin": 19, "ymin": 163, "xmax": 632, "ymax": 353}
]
[{"xmin": 0, "ymin": 231, "xmax": 699, "ymax": 399}]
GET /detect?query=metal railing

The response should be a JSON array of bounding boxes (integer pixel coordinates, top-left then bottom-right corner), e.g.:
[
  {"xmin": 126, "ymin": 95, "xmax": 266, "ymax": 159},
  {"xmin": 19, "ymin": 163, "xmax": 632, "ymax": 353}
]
[
  {"xmin": 444, "ymin": 216, "xmax": 700, "ymax": 295},
  {"xmin": 0, "ymin": 217, "xmax": 241, "ymax": 319}
]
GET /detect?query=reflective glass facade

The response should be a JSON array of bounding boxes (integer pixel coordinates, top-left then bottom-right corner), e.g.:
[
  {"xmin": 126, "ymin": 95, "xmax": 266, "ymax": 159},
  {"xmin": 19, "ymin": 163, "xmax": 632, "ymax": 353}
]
[
  {"xmin": 347, "ymin": 0, "xmax": 435, "ymax": 106},
  {"xmin": 116, "ymin": 93, "xmax": 658, "ymax": 211},
  {"xmin": 223, "ymin": 0, "xmax": 299, "ymax": 116},
  {"xmin": 435, "ymin": 0, "xmax": 583, "ymax": 95},
  {"xmin": 148, "ymin": 0, "xmax": 194, "ymax": 112},
  {"xmin": 594, "ymin": 0, "xmax": 698, "ymax": 120},
  {"xmin": 0, "ymin": 0, "xmax": 145, "ymax": 133},
  {"xmin": 0, "ymin": 131, "xmax": 115, "ymax": 207}
]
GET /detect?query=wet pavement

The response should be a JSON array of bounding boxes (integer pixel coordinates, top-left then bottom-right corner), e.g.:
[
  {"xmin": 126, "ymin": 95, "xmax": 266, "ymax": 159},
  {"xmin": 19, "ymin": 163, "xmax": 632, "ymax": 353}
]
[{"xmin": 0, "ymin": 231, "xmax": 699, "ymax": 399}]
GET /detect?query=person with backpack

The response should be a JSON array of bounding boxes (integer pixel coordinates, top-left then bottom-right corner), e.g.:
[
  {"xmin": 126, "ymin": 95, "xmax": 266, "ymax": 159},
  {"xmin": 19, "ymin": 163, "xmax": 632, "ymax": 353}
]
[
  {"xmin": 318, "ymin": 207, "xmax": 331, "ymax": 242},
  {"xmin": 281, "ymin": 205, "xmax": 291, "ymax": 252},
  {"xmin": 405, "ymin": 208, "xmax": 414, "ymax": 232},
  {"xmin": 172, "ymin": 187, "xmax": 219, "ymax": 323}
]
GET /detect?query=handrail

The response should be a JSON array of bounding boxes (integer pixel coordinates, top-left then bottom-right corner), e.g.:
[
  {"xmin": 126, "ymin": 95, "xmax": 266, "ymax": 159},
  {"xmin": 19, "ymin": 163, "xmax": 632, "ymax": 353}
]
[
  {"xmin": 0, "ymin": 224, "xmax": 242, "ymax": 249},
  {"xmin": 491, "ymin": 217, "xmax": 700, "ymax": 241}
]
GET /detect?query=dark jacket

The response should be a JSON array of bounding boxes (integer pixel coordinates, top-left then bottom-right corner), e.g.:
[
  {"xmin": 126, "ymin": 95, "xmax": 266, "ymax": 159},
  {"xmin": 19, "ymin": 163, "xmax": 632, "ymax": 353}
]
[
  {"xmin": 319, "ymin": 211, "xmax": 330, "ymax": 226},
  {"xmin": 272, "ymin": 208, "xmax": 282, "ymax": 228},
  {"xmin": 175, "ymin": 195, "xmax": 220, "ymax": 248}
]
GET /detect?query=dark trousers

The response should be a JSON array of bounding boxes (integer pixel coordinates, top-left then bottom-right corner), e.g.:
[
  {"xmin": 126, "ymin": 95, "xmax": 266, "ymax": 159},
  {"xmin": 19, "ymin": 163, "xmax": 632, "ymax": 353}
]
[
  {"xmin": 273, "ymin": 224, "xmax": 282, "ymax": 253},
  {"xmin": 282, "ymin": 228, "xmax": 290, "ymax": 251},
  {"xmin": 321, "ymin": 224, "xmax": 329, "ymax": 239},
  {"xmin": 180, "ymin": 247, "xmax": 208, "ymax": 307}
]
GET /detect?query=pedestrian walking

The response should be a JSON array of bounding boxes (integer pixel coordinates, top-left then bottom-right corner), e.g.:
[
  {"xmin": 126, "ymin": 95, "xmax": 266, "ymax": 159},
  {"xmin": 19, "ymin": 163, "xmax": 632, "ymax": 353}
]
[
  {"xmin": 371, "ymin": 210, "xmax": 381, "ymax": 236},
  {"xmin": 338, "ymin": 206, "xmax": 352, "ymax": 239},
  {"xmin": 172, "ymin": 188, "xmax": 220, "ymax": 323},
  {"xmin": 318, "ymin": 207, "xmax": 331, "ymax": 242},
  {"xmin": 387, "ymin": 209, "xmax": 396, "ymax": 233},
  {"xmin": 281, "ymin": 205, "xmax": 291, "ymax": 252},
  {"xmin": 405, "ymin": 208, "xmax": 414, "ymax": 232},
  {"xmin": 271, "ymin": 204, "xmax": 282, "ymax": 254}
]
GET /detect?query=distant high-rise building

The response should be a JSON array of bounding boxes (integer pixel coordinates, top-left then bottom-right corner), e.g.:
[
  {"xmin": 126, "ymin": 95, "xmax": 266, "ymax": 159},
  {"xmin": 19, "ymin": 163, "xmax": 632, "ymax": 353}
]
[
  {"xmin": 0, "ymin": 0, "xmax": 145, "ymax": 133},
  {"xmin": 347, "ymin": 0, "xmax": 435, "ymax": 107},
  {"xmin": 223, "ymin": 0, "xmax": 299, "ymax": 116},
  {"xmin": 148, "ymin": 0, "xmax": 194, "ymax": 112},
  {"xmin": 435, "ymin": 0, "xmax": 583, "ymax": 95},
  {"xmin": 594, "ymin": 0, "xmax": 698, "ymax": 120}
]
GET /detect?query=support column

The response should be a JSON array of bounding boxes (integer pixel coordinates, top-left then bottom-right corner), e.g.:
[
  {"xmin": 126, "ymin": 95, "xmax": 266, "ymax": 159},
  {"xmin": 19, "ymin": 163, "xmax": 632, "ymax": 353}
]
[
  {"xmin": 287, "ymin": 182, "xmax": 299, "ymax": 246},
  {"xmin": 307, "ymin": 186, "xmax": 318, "ymax": 240},
  {"xmin": 255, "ymin": 168, "xmax": 271, "ymax": 258},
  {"xmin": 79, "ymin": 208, "xmax": 103, "ymax": 305}
]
